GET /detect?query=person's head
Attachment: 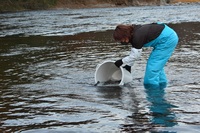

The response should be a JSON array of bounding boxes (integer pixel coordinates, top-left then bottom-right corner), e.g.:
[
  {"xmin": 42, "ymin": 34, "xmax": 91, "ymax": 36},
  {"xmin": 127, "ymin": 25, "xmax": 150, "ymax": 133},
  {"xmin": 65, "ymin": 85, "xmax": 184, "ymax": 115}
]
[{"xmin": 113, "ymin": 24, "xmax": 134, "ymax": 45}]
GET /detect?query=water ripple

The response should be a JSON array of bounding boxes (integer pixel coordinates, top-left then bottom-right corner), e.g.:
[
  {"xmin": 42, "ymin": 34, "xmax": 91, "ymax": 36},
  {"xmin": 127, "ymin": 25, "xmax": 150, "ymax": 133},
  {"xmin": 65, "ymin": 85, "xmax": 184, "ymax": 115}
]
[{"xmin": 0, "ymin": 7, "xmax": 200, "ymax": 132}]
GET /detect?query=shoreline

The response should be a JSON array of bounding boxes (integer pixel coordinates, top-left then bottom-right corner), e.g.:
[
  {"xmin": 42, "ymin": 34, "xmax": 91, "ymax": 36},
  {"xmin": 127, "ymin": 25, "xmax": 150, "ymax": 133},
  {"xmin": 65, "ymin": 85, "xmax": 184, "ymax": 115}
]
[
  {"xmin": 0, "ymin": 1, "xmax": 200, "ymax": 13},
  {"xmin": 0, "ymin": 22, "xmax": 200, "ymax": 38},
  {"xmin": 1, "ymin": 22, "xmax": 200, "ymax": 47}
]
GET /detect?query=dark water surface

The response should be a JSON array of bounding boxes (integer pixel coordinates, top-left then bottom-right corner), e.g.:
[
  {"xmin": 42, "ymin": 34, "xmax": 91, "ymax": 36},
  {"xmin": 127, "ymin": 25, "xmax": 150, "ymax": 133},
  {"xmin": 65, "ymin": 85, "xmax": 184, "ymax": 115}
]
[{"xmin": 0, "ymin": 5, "xmax": 200, "ymax": 133}]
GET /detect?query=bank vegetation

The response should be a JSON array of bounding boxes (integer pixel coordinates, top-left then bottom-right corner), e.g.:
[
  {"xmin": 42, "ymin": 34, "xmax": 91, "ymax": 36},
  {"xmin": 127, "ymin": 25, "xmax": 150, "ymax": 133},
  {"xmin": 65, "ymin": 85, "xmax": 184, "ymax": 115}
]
[{"xmin": 0, "ymin": 0, "xmax": 200, "ymax": 13}]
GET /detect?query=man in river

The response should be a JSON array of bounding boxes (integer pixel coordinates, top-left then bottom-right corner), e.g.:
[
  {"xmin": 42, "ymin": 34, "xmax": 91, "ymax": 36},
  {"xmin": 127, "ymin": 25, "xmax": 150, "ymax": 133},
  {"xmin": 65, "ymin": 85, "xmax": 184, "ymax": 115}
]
[{"xmin": 113, "ymin": 23, "xmax": 178, "ymax": 89}]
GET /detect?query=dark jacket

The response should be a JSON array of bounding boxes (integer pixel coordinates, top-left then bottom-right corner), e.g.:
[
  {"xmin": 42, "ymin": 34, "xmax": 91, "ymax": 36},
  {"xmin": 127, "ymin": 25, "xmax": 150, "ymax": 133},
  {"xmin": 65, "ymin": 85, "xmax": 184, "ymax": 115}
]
[{"xmin": 131, "ymin": 23, "xmax": 164, "ymax": 49}]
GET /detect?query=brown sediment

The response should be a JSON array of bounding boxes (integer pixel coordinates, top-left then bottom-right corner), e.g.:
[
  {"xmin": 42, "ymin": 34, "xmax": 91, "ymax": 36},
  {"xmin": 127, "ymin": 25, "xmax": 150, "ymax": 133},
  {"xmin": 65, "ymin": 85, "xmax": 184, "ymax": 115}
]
[
  {"xmin": 55, "ymin": 0, "xmax": 200, "ymax": 9},
  {"xmin": 171, "ymin": 0, "xmax": 200, "ymax": 2},
  {"xmin": 55, "ymin": 0, "xmax": 161, "ymax": 9}
]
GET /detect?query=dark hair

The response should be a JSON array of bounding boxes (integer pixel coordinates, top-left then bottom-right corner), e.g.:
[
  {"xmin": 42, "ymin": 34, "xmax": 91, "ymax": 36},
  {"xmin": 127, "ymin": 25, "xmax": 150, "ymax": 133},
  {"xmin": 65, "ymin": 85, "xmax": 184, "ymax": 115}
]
[{"xmin": 113, "ymin": 25, "xmax": 134, "ymax": 41}]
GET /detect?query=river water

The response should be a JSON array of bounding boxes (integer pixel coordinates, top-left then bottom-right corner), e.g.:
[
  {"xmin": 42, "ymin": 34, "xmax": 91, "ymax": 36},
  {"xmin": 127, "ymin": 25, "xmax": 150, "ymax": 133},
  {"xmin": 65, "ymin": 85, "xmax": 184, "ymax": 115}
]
[{"xmin": 0, "ymin": 4, "xmax": 200, "ymax": 133}]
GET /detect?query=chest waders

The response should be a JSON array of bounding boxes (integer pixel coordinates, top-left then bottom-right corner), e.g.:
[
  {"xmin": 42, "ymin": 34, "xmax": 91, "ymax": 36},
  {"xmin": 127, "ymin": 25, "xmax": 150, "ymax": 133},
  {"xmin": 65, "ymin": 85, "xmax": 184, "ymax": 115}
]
[{"xmin": 143, "ymin": 24, "xmax": 178, "ymax": 89}]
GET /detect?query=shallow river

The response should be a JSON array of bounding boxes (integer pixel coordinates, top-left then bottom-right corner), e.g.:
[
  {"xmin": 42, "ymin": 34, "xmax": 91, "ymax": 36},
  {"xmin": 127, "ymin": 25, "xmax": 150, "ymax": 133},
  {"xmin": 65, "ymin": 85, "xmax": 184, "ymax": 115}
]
[{"xmin": 0, "ymin": 4, "xmax": 200, "ymax": 133}]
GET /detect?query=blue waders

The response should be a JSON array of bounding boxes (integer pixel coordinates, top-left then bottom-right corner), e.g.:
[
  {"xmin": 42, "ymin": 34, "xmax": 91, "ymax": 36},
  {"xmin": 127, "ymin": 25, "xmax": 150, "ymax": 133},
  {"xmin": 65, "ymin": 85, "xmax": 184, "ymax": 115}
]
[{"xmin": 143, "ymin": 24, "xmax": 178, "ymax": 89}]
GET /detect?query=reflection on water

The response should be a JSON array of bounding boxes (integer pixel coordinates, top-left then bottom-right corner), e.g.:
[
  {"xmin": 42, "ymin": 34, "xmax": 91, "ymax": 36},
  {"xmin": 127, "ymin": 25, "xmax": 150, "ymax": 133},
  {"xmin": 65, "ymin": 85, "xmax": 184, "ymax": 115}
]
[
  {"xmin": 0, "ymin": 20, "xmax": 200, "ymax": 132},
  {"xmin": 120, "ymin": 87, "xmax": 178, "ymax": 132},
  {"xmin": 146, "ymin": 88, "xmax": 177, "ymax": 128}
]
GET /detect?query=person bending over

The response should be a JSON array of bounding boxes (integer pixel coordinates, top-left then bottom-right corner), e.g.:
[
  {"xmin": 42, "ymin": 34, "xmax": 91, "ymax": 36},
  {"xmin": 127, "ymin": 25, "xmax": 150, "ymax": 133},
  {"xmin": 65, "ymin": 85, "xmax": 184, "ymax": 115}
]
[{"xmin": 113, "ymin": 23, "xmax": 178, "ymax": 89}]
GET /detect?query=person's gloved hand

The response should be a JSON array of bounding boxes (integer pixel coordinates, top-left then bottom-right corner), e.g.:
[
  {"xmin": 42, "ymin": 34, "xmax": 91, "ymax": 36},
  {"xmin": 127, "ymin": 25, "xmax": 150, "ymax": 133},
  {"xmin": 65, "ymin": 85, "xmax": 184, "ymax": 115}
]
[
  {"xmin": 123, "ymin": 65, "xmax": 131, "ymax": 73},
  {"xmin": 114, "ymin": 59, "xmax": 123, "ymax": 68}
]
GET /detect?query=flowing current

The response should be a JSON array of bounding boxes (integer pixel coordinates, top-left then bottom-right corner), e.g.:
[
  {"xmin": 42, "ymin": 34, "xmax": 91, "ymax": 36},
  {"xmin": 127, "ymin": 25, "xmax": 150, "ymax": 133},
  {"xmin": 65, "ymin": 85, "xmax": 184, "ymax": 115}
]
[{"xmin": 0, "ymin": 4, "xmax": 200, "ymax": 132}]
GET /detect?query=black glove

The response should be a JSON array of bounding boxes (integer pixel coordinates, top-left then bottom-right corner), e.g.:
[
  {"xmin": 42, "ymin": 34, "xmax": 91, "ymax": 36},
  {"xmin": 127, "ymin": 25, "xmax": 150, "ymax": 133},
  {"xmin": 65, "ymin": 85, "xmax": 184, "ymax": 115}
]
[
  {"xmin": 114, "ymin": 59, "xmax": 123, "ymax": 68},
  {"xmin": 123, "ymin": 65, "xmax": 131, "ymax": 73}
]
